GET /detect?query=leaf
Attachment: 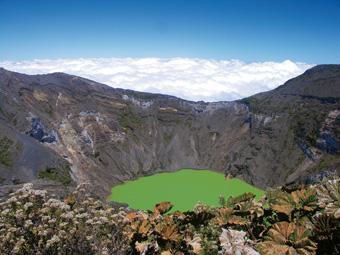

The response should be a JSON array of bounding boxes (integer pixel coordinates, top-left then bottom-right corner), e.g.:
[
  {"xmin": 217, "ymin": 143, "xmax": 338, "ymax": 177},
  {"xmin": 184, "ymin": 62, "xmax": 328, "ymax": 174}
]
[
  {"xmin": 161, "ymin": 251, "xmax": 173, "ymax": 255},
  {"xmin": 127, "ymin": 211, "xmax": 149, "ymax": 222},
  {"xmin": 135, "ymin": 240, "xmax": 159, "ymax": 255},
  {"xmin": 172, "ymin": 211, "xmax": 186, "ymax": 220},
  {"xmin": 256, "ymin": 242, "xmax": 293, "ymax": 255},
  {"xmin": 155, "ymin": 223, "xmax": 180, "ymax": 241},
  {"xmin": 135, "ymin": 241, "xmax": 149, "ymax": 254},
  {"xmin": 312, "ymin": 213, "xmax": 340, "ymax": 254},
  {"xmin": 291, "ymin": 187, "xmax": 317, "ymax": 212},
  {"xmin": 185, "ymin": 234, "xmax": 202, "ymax": 254},
  {"xmin": 126, "ymin": 212, "xmax": 139, "ymax": 221},
  {"xmin": 257, "ymin": 222, "xmax": 317, "ymax": 255},
  {"xmin": 335, "ymin": 208, "xmax": 340, "ymax": 218},
  {"xmin": 316, "ymin": 179, "xmax": 340, "ymax": 218},
  {"xmin": 227, "ymin": 192, "xmax": 256, "ymax": 208},
  {"xmin": 213, "ymin": 208, "xmax": 248, "ymax": 226},
  {"xmin": 237, "ymin": 200, "xmax": 264, "ymax": 217},
  {"xmin": 267, "ymin": 190, "xmax": 295, "ymax": 215},
  {"xmin": 138, "ymin": 219, "xmax": 152, "ymax": 236},
  {"xmin": 154, "ymin": 202, "xmax": 173, "ymax": 215}
]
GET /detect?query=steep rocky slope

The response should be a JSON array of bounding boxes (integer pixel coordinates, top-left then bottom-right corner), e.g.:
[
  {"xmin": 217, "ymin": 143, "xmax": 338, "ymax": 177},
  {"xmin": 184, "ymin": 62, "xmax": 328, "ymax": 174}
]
[{"xmin": 0, "ymin": 65, "xmax": 339, "ymax": 197}]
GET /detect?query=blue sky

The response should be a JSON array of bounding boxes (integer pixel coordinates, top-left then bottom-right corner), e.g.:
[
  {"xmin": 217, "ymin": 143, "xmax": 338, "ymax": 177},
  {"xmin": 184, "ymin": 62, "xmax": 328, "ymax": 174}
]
[{"xmin": 1, "ymin": 0, "xmax": 340, "ymax": 63}]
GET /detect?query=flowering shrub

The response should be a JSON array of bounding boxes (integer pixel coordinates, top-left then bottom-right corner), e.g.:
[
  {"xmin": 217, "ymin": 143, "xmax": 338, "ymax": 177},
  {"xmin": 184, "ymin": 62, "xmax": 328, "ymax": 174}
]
[
  {"xmin": 0, "ymin": 183, "xmax": 130, "ymax": 254},
  {"xmin": 0, "ymin": 177, "xmax": 339, "ymax": 254}
]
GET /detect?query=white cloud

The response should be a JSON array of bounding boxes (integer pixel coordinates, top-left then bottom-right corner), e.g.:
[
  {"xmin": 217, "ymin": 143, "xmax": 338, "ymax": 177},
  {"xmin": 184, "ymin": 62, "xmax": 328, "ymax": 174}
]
[{"xmin": 0, "ymin": 58, "xmax": 313, "ymax": 101}]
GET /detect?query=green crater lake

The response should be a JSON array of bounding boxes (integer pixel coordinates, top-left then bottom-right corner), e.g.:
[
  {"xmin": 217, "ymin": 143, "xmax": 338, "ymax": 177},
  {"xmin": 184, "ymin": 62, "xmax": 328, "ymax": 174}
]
[{"xmin": 110, "ymin": 169, "xmax": 264, "ymax": 211}]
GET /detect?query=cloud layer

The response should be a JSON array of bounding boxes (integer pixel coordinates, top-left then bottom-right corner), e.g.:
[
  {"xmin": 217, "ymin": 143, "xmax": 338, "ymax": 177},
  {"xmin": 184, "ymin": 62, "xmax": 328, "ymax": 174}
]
[{"xmin": 0, "ymin": 58, "xmax": 313, "ymax": 101}]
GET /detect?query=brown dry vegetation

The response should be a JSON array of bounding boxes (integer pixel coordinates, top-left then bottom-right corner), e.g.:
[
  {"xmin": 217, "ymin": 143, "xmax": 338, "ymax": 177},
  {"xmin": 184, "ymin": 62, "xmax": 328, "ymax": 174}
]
[{"xmin": 0, "ymin": 177, "xmax": 339, "ymax": 255}]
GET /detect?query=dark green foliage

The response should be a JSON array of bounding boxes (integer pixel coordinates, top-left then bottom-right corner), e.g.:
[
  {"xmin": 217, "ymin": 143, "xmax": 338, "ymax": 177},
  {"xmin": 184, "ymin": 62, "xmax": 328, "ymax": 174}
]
[
  {"xmin": 240, "ymin": 97, "xmax": 261, "ymax": 112},
  {"xmin": 198, "ymin": 224, "xmax": 220, "ymax": 255},
  {"xmin": 163, "ymin": 133, "xmax": 173, "ymax": 144},
  {"xmin": 119, "ymin": 110, "xmax": 141, "ymax": 131},
  {"xmin": 334, "ymin": 116, "xmax": 340, "ymax": 140},
  {"xmin": 38, "ymin": 166, "xmax": 73, "ymax": 185},
  {"xmin": 0, "ymin": 136, "xmax": 13, "ymax": 167},
  {"xmin": 43, "ymin": 102, "xmax": 54, "ymax": 117},
  {"xmin": 310, "ymin": 154, "xmax": 340, "ymax": 176},
  {"xmin": 0, "ymin": 106, "xmax": 4, "ymax": 116},
  {"xmin": 226, "ymin": 192, "xmax": 256, "ymax": 208},
  {"xmin": 291, "ymin": 105, "xmax": 327, "ymax": 147},
  {"xmin": 218, "ymin": 195, "xmax": 227, "ymax": 207}
]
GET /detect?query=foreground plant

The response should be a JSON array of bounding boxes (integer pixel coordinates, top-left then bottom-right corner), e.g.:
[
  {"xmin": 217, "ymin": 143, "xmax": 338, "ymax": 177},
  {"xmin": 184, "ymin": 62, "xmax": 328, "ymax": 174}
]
[
  {"xmin": 316, "ymin": 178, "xmax": 340, "ymax": 218},
  {"xmin": 267, "ymin": 187, "xmax": 318, "ymax": 220},
  {"xmin": 312, "ymin": 214, "xmax": 340, "ymax": 255},
  {"xmin": 0, "ymin": 183, "xmax": 130, "ymax": 255},
  {"xmin": 257, "ymin": 221, "xmax": 317, "ymax": 255},
  {"xmin": 0, "ymin": 177, "xmax": 339, "ymax": 254}
]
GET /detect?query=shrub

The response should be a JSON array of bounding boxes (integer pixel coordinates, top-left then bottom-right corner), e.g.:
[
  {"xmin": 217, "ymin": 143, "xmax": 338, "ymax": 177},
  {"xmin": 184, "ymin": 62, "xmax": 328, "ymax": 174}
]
[
  {"xmin": 38, "ymin": 166, "xmax": 73, "ymax": 185},
  {"xmin": 0, "ymin": 136, "xmax": 13, "ymax": 167},
  {"xmin": 0, "ymin": 183, "xmax": 130, "ymax": 254},
  {"xmin": 0, "ymin": 177, "xmax": 339, "ymax": 254}
]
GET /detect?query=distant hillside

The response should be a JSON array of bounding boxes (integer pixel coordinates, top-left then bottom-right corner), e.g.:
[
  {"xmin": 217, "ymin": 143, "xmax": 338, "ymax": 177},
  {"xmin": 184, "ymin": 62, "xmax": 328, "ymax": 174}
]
[{"xmin": 0, "ymin": 65, "xmax": 339, "ymax": 197}]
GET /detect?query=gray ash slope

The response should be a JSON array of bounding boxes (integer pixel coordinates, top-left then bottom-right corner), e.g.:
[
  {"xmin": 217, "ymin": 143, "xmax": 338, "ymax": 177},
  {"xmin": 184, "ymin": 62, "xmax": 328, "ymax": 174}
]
[{"xmin": 0, "ymin": 65, "xmax": 339, "ymax": 197}]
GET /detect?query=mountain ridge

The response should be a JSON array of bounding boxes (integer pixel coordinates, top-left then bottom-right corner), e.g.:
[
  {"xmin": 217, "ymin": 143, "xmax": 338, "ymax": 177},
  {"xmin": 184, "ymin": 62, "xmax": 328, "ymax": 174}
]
[{"xmin": 0, "ymin": 65, "xmax": 339, "ymax": 198}]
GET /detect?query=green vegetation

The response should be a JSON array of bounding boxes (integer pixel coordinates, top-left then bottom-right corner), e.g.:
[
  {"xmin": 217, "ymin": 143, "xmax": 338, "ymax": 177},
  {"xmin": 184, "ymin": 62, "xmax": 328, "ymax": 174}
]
[
  {"xmin": 163, "ymin": 133, "xmax": 173, "ymax": 144},
  {"xmin": 240, "ymin": 97, "xmax": 261, "ymax": 112},
  {"xmin": 119, "ymin": 110, "xmax": 142, "ymax": 131},
  {"xmin": 110, "ymin": 169, "xmax": 264, "ymax": 211},
  {"xmin": 43, "ymin": 102, "xmax": 54, "ymax": 117},
  {"xmin": 0, "ymin": 106, "xmax": 4, "ymax": 116},
  {"xmin": 291, "ymin": 104, "xmax": 328, "ymax": 147},
  {"xmin": 311, "ymin": 154, "xmax": 340, "ymax": 172},
  {"xmin": 38, "ymin": 166, "xmax": 73, "ymax": 185},
  {"xmin": 0, "ymin": 136, "xmax": 13, "ymax": 167}
]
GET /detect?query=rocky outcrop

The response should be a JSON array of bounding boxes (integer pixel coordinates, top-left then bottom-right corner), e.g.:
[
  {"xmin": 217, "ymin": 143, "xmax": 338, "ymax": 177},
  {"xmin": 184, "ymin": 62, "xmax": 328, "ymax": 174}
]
[
  {"xmin": 27, "ymin": 117, "xmax": 58, "ymax": 143},
  {"xmin": 0, "ymin": 66, "xmax": 339, "ymax": 197}
]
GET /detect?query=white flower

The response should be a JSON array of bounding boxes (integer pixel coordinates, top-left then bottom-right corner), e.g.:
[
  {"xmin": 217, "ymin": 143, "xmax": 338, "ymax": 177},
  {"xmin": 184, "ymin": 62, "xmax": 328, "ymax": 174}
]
[
  {"xmin": 45, "ymin": 199, "xmax": 70, "ymax": 210},
  {"xmin": 24, "ymin": 220, "xmax": 33, "ymax": 228},
  {"xmin": 48, "ymin": 218, "xmax": 56, "ymax": 224},
  {"xmin": 8, "ymin": 227, "xmax": 18, "ymax": 233},
  {"xmin": 46, "ymin": 235, "xmax": 60, "ymax": 248},
  {"xmin": 59, "ymin": 222, "xmax": 68, "ymax": 227},
  {"xmin": 75, "ymin": 213, "xmax": 89, "ymax": 219},
  {"xmin": 1, "ymin": 208, "xmax": 10, "ymax": 216},
  {"xmin": 61, "ymin": 212, "xmax": 73, "ymax": 219},
  {"xmin": 7, "ymin": 197, "xmax": 18, "ymax": 203},
  {"xmin": 21, "ymin": 183, "xmax": 34, "ymax": 191},
  {"xmin": 85, "ymin": 219, "xmax": 94, "ymax": 224},
  {"xmin": 42, "ymin": 215, "xmax": 51, "ymax": 221},
  {"xmin": 99, "ymin": 216, "xmax": 109, "ymax": 223},
  {"xmin": 24, "ymin": 202, "xmax": 33, "ymax": 210},
  {"xmin": 12, "ymin": 237, "xmax": 25, "ymax": 254},
  {"xmin": 38, "ymin": 230, "xmax": 49, "ymax": 236},
  {"xmin": 33, "ymin": 189, "xmax": 47, "ymax": 196}
]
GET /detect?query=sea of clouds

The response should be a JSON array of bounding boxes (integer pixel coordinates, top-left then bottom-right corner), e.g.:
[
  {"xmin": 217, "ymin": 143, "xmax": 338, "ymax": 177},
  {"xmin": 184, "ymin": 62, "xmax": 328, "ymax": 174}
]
[{"xmin": 0, "ymin": 58, "xmax": 313, "ymax": 101}]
